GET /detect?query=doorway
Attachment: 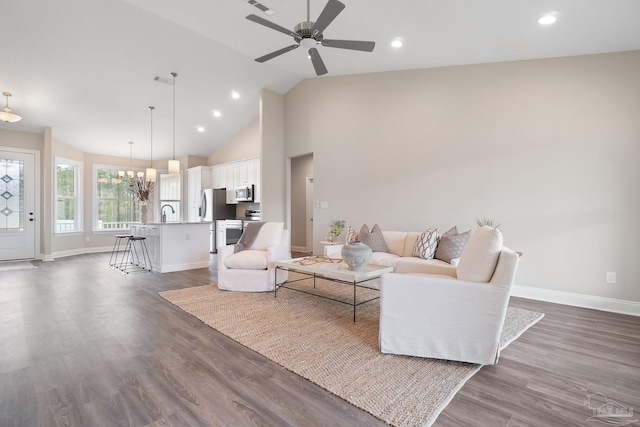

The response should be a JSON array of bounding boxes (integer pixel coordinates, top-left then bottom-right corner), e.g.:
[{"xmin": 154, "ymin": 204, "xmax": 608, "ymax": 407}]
[
  {"xmin": 0, "ymin": 148, "xmax": 37, "ymax": 261},
  {"xmin": 290, "ymin": 153, "xmax": 313, "ymax": 253}
]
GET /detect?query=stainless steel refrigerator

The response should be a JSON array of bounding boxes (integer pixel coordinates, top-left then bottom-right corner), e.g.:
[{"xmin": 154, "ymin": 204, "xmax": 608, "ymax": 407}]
[{"xmin": 200, "ymin": 188, "xmax": 236, "ymax": 253}]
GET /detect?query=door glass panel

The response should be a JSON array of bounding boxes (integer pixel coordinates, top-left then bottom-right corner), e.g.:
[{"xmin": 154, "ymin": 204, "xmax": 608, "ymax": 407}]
[{"xmin": 0, "ymin": 158, "xmax": 24, "ymax": 232}]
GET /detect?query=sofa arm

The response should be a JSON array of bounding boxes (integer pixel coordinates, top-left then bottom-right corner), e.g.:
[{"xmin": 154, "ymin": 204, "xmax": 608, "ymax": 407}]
[
  {"xmin": 267, "ymin": 244, "xmax": 291, "ymax": 263},
  {"xmin": 217, "ymin": 244, "xmax": 235, "ymax": 272},
  {"xmin": 380, "ymin": 272, "xmax": 512, "ymax": 364}
]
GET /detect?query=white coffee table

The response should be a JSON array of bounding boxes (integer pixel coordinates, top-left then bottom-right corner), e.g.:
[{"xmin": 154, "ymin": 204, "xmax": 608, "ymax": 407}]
[{"xmin": 274, "ymin": 257, "xmax": 393, "ymax": 321}]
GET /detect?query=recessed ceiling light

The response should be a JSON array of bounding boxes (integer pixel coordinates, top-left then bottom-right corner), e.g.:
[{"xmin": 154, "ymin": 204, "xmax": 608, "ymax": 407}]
[
  {"xmin": 231, "ymin": 91, "xmax": 240, "ymax": 100},
  {"xmin": 212, "ymin": 110, "xmax": 221, "ymax": 118},
  {"xmin": 197, "ymin": 126, "xmax": 205, "ymax": 132},
  {"xmin": 538, "ymin": 12, "xmax": 558, "ymax": 25},
  {"xmin": 391, "ymin": 38, "xmax": 403, "ymax": 48}
]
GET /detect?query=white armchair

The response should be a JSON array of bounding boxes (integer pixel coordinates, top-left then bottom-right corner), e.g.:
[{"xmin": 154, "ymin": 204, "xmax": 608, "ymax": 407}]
[
  {"xmin": 217, "ymin": 222, "xmax": 291, "ymax": 292},
  {"xmin": 379, "ymin": 226, "xmax": 519, "ymax": 365}
]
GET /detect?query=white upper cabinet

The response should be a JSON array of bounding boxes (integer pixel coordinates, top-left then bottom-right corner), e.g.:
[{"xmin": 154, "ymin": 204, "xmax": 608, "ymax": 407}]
[
  {"xmin": 187, "ymin": 166, "xmax": 212, "ymax": 222},
  {"xmin": 208, "ymin": 157, "xmax": 260, "ymax": 205}
]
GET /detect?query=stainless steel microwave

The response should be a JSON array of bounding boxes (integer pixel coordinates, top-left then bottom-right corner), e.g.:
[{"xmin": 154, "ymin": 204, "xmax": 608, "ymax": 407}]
[{"xmin": 235, "ymin": 185, "xmax": 254, "ymax": 202}]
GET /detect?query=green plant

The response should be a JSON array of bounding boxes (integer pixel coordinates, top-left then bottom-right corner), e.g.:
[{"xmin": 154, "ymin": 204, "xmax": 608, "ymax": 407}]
[
  {"xmin": 329, "ymin": 219, "xmax": 346, "ymax": 237},
  {"xmin": 476, "ymin": 216, "xmax": 502, "ymax": 230}
]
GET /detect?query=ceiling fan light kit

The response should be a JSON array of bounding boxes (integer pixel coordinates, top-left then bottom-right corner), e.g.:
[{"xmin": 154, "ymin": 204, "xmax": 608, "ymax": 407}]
[
  {"xmin": 0, "ymin": 92, "xmax": 22, "ymax": 123},
  {"xmin": 246, "ymin": 0, "xmax": 375, "ymax": 76}
]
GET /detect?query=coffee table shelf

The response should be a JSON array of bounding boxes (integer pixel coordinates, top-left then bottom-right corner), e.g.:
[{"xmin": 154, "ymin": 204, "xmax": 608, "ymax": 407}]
[{"xmin": 274, "ymin": 257, "xmax": 393, "ymax": 321}]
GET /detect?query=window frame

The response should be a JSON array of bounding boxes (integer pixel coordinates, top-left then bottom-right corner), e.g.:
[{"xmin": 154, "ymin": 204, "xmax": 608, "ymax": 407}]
[
  {"xmin": 93, "ymin": 164, "xmax": 144, "ymax": 232},
  {"xmin": 54, "ymin": 157, "xmax": 83, "ymax": 234},
  {"xmin": 158, "ymin": 172, "xmax": 181, "ymax": 223}
]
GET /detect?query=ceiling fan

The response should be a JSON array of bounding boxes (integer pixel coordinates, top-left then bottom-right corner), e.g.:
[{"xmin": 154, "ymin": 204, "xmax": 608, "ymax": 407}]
[{"xmin": 246, "ymin": 0, "xmax": 375, "ymax": 76}]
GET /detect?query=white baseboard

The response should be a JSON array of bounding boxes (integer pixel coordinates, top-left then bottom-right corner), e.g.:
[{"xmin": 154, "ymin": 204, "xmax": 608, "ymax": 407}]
[
  {"xmin": 50, "ymin": 246, "xmax": 112, "ymax": 260},
  {"xmin": 511, "ymin": 285, "xmax": 640, "ymax": 317},
  {"xmin": 291, "ymin": 245, "xmax": 310, "ymax": 253}
]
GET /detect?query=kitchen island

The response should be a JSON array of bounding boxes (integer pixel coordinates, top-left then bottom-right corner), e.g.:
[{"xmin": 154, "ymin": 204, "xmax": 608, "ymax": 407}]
[{"xmin": 130, "ymin": 222, "xmax": 211, "ymax": 273}]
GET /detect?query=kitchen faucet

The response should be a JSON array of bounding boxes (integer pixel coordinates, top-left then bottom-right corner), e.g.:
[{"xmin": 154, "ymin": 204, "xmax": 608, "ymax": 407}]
[{"xmin": 161, "ymin": 204, "xmax": 175, "ymax": 222}]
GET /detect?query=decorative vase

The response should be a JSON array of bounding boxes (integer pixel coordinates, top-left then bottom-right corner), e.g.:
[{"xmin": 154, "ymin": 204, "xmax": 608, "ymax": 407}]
[
  {"xmin": 341, "ymin": 241, "xmax": 372, "ymax": 271},
  {"xmin": 140, "ymin": 203, "xmax": 148, "ymax": 224}
]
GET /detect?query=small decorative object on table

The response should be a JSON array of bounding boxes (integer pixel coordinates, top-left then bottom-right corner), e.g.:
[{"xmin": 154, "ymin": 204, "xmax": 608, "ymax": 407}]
[
  {"xmin": 127, "ymin": 177, "xmax": 155, "ymax": 224},
  {"xmin": 328, "ymin": 219, "xmax": 345, "ymax": 242},
  {"xmin": 341, "ymin": 240, "xmax": 372, "ymax": 271}
]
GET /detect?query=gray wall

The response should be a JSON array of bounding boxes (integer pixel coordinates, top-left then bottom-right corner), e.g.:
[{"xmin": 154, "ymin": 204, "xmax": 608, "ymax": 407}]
[
  {"xmin": 284, "ymin": 51, "xmax": 640, "ymax": 305},
  {"xmin": 291, "ymin": 153, "xmax": 313, "ymax": 250}
]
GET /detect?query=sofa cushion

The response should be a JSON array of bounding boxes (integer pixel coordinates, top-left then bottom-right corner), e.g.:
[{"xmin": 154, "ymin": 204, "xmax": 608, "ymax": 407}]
[
  {"xmin": 370, "ymin": 252, "xmax": 400, "ymax": 267},
  {"xmin": 381, "ymin": 231, "xmax": 407, "ymax": 256},
  {"xmin": 393, "ymin": 257, "xmax": 457, "ymax": 277},
  {"xmin": 435, "ymin": 229, "xmax": 471, "ymax": 263},
  {"xmin": 250, "ymin": 222, "xmax": 284, "ymax": 250},
  {"xmin": 412, "ymin": 229, "xmax": 439, "ymax": 259},
  {"xmin": 224, "ymin": 250, "xmax": 268, "ymax": 270},
  {"xmin": 456, "ymin": 226, "xmax": 503, "ymax": 282},
  {"xmin": 360, "ymin": 224, "xmax": 389, "ymax": 253},
  {"xmin": 402, "ymin": 232, "xmax": 420, "ymax": 257}
]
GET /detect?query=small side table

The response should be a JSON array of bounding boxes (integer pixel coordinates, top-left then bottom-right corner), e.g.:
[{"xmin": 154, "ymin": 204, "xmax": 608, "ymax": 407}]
[{"xmin": 320, "ymin": 240, "xmax": 344, "ymax": 257}]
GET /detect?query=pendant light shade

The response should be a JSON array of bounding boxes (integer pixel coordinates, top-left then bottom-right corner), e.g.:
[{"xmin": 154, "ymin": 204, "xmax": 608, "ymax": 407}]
[
  {"xmin": 0, "ymin": 92, "xmax": 22, "ymax": 123},
  {"xmin": 168, "ymin": 72, "xmax": 180, "ymax": 176},
  {"xmin": 145, "ymin": 106, "xmax": 157, "ymax": 182},
  {"xmin": 168, "ymin": 159, "xmax": 180, "ymax": 176}
]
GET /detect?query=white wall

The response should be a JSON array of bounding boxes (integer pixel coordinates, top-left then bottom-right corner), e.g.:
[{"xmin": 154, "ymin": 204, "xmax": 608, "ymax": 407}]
[
  {"xmin": 284, "ymin": 51, "xmax": 640, "ymax": 304},
  {"xmin": 260, "ymin": 89, "xmax": 286, "ymax": 222},
  {"xmin": 291, "ymin": 153, "xmax": 313, "ymax": 249}
]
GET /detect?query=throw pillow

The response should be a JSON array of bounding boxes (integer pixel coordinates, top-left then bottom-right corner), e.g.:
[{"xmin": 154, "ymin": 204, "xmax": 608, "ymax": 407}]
[
  {"xmin": 360, "ymin": 224, "xmax": 389, "ymax": 253},
  {"xmin": 345, "ymin": 226, "xmax": 358, "ymax": 243},
  {"xmin": 440, "ymin": 226, "xmax": 458, "ymax": 239},
  {"xmin": 435, "ymin": 229, "xmax": 471, "ymax": 263},
  {"xmin": 412, "ymin": 228, "xmax": 439, "ymax": 259}
]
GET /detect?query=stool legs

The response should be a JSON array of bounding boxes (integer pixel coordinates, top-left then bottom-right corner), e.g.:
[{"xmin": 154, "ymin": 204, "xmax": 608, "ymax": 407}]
[
  {"xmin": 120, "ymin": 236, "xmax": 152, "ymax": 273},
  {"xmin": 110, "ymin": 235, "xmax": 132, "ymax": 268}
]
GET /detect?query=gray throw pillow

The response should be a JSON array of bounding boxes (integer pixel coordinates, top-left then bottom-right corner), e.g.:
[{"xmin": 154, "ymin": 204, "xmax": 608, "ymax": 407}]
[
  {"xmin": 360, "ymin": 224, "xmax": 389, "ymax": 253},
  {"xmin": 435, "ymin": 230, "xmax": 471, "ymax": 263}
]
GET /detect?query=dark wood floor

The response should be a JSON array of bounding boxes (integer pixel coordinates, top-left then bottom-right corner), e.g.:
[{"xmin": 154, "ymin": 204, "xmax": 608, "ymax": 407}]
[{"xmin": 1, "ymin": 253, "xmax": 638, "ymax": 427}]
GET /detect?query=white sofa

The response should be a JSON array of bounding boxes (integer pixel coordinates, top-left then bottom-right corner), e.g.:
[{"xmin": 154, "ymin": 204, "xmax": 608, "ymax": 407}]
[
  {"xmin": 217, "ymin": 222, "xmax": 291, "ymax": 292},
  {"xmin": 379, "ymin": 226, "xmax": 519, "ymax": 365},
  {"xmin": 325, "ymin": 230, "xmax": 459, "ymax": 277}
]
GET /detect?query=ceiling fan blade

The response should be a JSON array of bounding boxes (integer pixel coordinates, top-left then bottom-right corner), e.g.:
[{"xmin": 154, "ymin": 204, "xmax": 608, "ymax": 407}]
[
  {"xmin": 321, "ymin": 39, "xmax": 375, "ymax": 52},
  {"xmin": 308, "ymin": 48, "xmax": 328, "ymax": 76},
  {"xmin": 311, "ymin": 0, "xmax": 345, "ymax": 37},
  {"xmin": 246, "ymin": 14, "xmax": 297, "ymax": 38},
  {"xmin": 255, "ymin": 45, "xmax": 299, "ymax": 63}
]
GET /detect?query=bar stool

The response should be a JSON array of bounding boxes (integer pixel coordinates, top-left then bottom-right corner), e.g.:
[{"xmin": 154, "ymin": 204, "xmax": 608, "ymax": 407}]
[
  {"xmin": 109, "ymin": 234, "xmax": 133, "ymax": 267},
  {"xmin": 120, "ymin": 236, "xmax": 152, "ymax": 273}
]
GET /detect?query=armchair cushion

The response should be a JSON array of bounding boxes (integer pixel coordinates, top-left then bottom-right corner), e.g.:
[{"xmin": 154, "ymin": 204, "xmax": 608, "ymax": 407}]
[
  {"xmin": 223, "ymin": 250, "xmax": 268, "ymax": 270},
  {"xmin": 250, "ymin": 222, "xmax": 284, "ymax": 250},
  {"xmin": 456, "ymin": 226, "xmax": 503, "ymax": 282}
]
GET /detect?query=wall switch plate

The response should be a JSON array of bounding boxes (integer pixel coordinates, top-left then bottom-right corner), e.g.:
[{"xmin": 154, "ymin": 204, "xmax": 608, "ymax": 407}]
[
  {"xmin": 606, "ymin": 272, "xmax": 616, "ymax": 284},
  {"xmin": 315, "ymin": 201, "xmax": 320, "ymax": 208},
  {"xmin": 320, "ymin": 201, "xmax": 329, "ymax": 209}
]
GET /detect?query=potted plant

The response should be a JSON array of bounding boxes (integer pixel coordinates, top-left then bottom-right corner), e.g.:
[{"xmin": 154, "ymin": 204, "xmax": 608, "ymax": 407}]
[{"xmin": 328, "ymin": 219, "xmax": 346, "ymax": 242}]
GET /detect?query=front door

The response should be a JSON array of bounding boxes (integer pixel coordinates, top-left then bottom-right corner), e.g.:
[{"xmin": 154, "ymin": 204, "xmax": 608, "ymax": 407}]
[{"xmin": 0, "ymin": 149, "xmax": 36, "ymax": 261}]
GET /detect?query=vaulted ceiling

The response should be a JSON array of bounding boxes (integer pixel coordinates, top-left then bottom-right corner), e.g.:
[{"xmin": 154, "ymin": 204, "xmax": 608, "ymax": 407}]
[{"xmin": 2, "ymin": 0, "xmax": 639, "ymax": 160}]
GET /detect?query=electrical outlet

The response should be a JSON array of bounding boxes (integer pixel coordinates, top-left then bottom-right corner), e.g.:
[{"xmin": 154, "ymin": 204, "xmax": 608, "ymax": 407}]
[
  {"xmin": 85, "ymin": 236, "xmax": 90, "ymax": 242},
  {"xmin": 606, "ymin": 272, "xmax": 616, "ymax": 284}
]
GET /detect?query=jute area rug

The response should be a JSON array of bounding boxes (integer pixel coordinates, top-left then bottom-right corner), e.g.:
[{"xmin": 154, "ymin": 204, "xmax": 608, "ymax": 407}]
[{"xmin": 159, "ymin": 277, "xmax": 543, "ymax": 427}]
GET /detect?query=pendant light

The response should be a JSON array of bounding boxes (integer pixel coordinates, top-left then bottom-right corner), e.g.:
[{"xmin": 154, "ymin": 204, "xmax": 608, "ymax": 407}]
[
  {"xmin": 167, "ymin": 72, "xmax": 180, "ymax": 176},
  {"xmin": 145, "ymin": 106, "xmax": 157, "ymax": 182},
  {"xmin": 0, "ymin": 92, "xmax": 22, "ymax": 123}
]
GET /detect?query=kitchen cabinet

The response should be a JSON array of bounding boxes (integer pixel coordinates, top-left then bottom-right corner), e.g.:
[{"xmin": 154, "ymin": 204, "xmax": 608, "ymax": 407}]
[
  {"xmin": 211, "ymin": 165, "xmax": 226, "ymax": 189},
  {"xmin": 209, "ymin": 157, "xmax": 261, "ymax": 204},
  {"xmin": 225, "ymin": 162, "xmax": 238, "ymax": 204},
  {"xmin": 131, "ymin": 222, "xmax": 211, "ymax": 273},
  {"xmin": 187, "ymin": 166, "xmax": 211, "ymax": 222}
]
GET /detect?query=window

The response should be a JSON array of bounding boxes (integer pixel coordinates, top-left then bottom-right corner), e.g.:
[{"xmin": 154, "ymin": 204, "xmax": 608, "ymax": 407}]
[
  {"xmin": 55, "ymin": 158, "xmax": 82, "ymax": 233},
  {"xmin": 158, "ymin": 173, "xmax": 181, "ymax": 222},
  {"xmin": 95, "ymin": 167, "xmax": 141, "ymax": 231}
]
